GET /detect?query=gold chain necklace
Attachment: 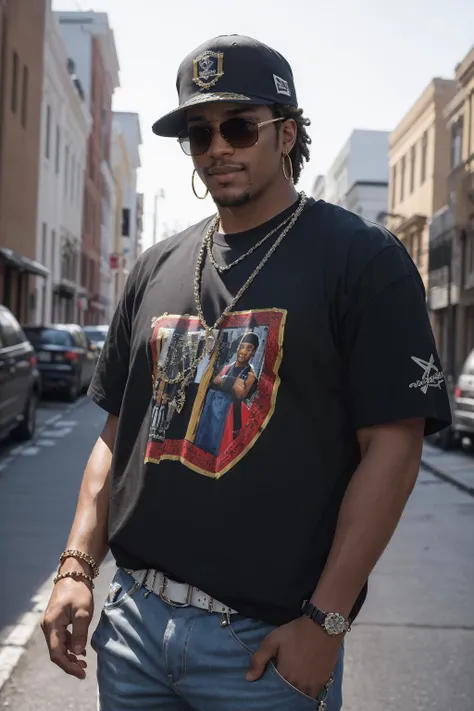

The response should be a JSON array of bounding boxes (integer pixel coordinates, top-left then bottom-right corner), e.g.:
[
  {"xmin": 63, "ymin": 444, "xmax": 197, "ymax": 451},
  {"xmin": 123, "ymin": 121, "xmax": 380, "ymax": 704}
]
[
  {"xmin": 205, "ymin": 212, "xmax": 292, "ymax": 273},
  {"xmin": 155, "ymin": 192, "xmax": 307, "ymax": 413}
]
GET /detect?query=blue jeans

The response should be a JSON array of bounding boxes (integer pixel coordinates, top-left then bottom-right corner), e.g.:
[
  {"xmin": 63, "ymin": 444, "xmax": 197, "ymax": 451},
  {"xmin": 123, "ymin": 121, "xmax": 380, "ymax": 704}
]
[{"xmin": 91, "ymin": 568, "xmax": 344, "ymax": 710}]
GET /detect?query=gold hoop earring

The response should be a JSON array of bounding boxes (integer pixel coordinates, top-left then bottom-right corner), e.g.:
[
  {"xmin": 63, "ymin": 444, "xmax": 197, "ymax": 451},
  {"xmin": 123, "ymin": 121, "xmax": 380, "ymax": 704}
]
[
  {"xmin": 192, "ymin": 169, "xmax": 209, "ymax": 199},
  {"xmin": 281, "ymin": 153, "xmax": 294, "ymax": 182}
]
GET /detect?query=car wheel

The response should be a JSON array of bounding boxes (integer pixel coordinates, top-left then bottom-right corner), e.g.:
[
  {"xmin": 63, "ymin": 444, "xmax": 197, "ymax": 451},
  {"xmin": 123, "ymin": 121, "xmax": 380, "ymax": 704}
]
[{"xmin": 12, "ymin": 390, "xmax": 38, "ymax": 442}]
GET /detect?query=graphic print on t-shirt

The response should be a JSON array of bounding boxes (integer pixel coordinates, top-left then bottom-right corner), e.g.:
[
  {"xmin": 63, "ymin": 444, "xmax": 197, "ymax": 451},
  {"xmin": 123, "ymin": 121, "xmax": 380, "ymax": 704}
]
[{"xmin": 145, "ymin": 308, "xmax": 286, "ymax": 478}]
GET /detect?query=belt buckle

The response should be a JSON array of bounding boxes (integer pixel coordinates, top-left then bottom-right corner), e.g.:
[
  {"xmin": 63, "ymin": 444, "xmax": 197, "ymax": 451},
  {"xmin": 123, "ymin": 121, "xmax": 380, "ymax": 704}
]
[{"xmin": 159, "ymin": 573, "xmax": 193, "ymax": 607}]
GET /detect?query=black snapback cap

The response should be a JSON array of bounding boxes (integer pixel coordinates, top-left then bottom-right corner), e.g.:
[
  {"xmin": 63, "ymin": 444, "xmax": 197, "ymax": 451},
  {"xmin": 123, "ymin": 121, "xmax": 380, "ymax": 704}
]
[{"xmin": 152, "ymin": 34, "xmax": 298, "ymax": 138}]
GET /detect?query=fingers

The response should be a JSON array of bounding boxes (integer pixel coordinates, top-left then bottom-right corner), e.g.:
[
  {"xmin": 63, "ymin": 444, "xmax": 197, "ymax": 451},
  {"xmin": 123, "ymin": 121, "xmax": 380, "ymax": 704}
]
[
  {"xmin": 246, "ymin": 634, "xmax": 279, "ymax": 681},
  {"xmin": 71, "ymin": 608, "xmax": 90, "ymax": 656},
  {"xmin": 41, "ymin": 613, "xmax": 87, "ymax": 680}
]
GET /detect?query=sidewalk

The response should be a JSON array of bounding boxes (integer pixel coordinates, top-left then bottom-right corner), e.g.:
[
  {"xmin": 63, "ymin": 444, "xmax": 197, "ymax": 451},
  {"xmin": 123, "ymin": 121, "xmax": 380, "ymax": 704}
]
[{"xmin": 421, "ymin": 440, "xmax": 474, "ymax": 496}]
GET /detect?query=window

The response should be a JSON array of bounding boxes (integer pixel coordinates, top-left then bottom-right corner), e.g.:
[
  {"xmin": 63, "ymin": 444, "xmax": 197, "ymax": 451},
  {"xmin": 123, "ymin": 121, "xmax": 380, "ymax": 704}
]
[
  {"xmin": 71, "ymin": 154, "xmax": 75, "ymax": 199},
  {"xmin": 421, "ymin": 131, "xmax": 428, "ymax": 184},
  {"xmin": 51, "ymin": 230, "xmax": 56, "ymax": 274},
  {"xmin": 41, "ymin": 223, "xmax": 47, "ymax": 264},
  {"xmin": 0, "ymin": 309, "xmax": 24, "ymax": 347},
  {"xmin": 45, "ymin": 105, "xmax": 51, "ymax": 158},
  {"xmin": 64, "ymin": 145, "xmax": 69, "ymax": 194},
  {"xmin": 77, "ymin": 162, "xmax": 82, "ymax": 203},
  {"xmin": 11, "ymin": 51, "xmax": 19, "ymax": 112},
  {"xmin": 89, "ymin": 259, "xmax": 94, "ymax": 292},
  {"xmin": 122, "ymin": 208, "xmax": 130, "ymax": 237},
  {"xmin": 81, "ymin": 254, "xmax": 87, "ymax": 288},
  {"xmin": 24, "ymin": 328, "xmax": 73, "ymax": 348},
  {"xmin": 400, "ymin": 155, "xmax": 406, "ymax": 203},
  {"xmin": 391, "ymin": 164, "xmax": 397, "ymax": 209},
  {"xmin": 451, "ymin": 117, "xmax": 463, "ymax": 168},
  {"xmin": 410, "ymin": 144, "xmax": 416, "ymax": 194},
  {"xmin": 55, "ymin": 125, "xmax": 61, "ymax": 174},
  {"xmin": 21, "ymin": 65, "xmax": 28, "ymax": 127}
]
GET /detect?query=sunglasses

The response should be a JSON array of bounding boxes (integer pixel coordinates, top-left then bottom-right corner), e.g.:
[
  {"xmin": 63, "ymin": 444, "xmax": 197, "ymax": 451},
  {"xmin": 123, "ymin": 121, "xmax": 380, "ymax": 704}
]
[{"xmin": 178, "ymin": 116, "xmax": 285, "ymax": 157}]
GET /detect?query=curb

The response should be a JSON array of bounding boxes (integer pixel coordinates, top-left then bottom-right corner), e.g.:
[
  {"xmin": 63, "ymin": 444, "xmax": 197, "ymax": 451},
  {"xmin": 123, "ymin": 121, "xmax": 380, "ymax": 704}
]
[{"xmin": 420, "ymin": 457, "xmax": 474, "ymax": 498}]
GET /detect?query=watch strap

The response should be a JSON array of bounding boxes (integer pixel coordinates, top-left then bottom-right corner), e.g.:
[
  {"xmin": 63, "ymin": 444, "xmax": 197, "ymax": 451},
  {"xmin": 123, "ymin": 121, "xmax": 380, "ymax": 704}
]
[{"xmin": 301, "ymin": 601, "xmax": 351, "ymax": 634}]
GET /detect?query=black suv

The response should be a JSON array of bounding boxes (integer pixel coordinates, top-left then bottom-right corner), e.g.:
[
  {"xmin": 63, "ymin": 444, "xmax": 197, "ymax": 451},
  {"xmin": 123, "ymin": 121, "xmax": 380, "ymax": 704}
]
[
  {"xmin": 23, "ymin": 324, "xmax": 97, "ymax": 402},
  {"xmin": 0, "ymin": 306, "xmax": 41, "ymax": 441}
]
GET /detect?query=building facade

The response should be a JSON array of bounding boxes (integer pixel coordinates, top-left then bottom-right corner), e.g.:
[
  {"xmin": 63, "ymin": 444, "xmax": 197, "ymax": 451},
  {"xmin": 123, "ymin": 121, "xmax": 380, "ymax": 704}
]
[
  {"xmin": 113, "ymin": 112, "xmax": 142, "ymax": 280},
  {"xmin": 0, "ymin": 0, "xmax": 48, "ymax": 323},
  {"xmin": 387, "ymin": 78, "xmax": 456, "ymax": 288},
  {"xmin": 56, "ymin": 11, "xmax": 119, "ymax": 325},
  {"xmin": 311, "ymin": 175, "xmax": 326, "ymax": 202},
  {"xmin": 110, "ymin": 118, "xmax": 131, "ymax": 314},
  {"xmin": 311, "ymin": 130, "xmax": 389, "ymax": 223},
  {"xmin": 35, "ymin": 5, "xmax": 91, "ymax": 325},
  {"xmin": 135, "ymin": 192, "xmax": 144, "ymax": 260},
  {"xmin": 440, "ymin": 46, "xmax": 474, "ymax": 378}
]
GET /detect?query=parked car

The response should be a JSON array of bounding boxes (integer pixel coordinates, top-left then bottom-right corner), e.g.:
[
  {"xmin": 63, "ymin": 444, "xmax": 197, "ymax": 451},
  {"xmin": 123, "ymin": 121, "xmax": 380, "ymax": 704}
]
[
  {"xmin": 453, "ymin": 348, "xmax": 474, "ymax": 447},
  {"xmin": 22, "ymin": 324, "xmax": 98, "ymax": 402},
  {"xmin": 0, "ymin": 305, "xmax": 41, "ymax": 441},
  {"xmin": 83, "ymin": 325, "xmax": 108, "ymax": 354}
]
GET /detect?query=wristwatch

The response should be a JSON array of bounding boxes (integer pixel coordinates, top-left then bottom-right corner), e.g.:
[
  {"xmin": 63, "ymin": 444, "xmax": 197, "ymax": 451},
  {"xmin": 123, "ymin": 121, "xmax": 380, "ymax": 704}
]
[{"xmin": 301, "ymin": 601, "xmax": 351, "ymax": 636}]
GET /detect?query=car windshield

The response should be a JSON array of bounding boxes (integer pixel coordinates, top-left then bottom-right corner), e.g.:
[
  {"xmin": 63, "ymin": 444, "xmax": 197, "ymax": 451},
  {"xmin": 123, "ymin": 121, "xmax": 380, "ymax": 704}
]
[
  {"xmin": 84, "ymin": 329, "xmax": 107, "ymax": 342},
  {"xmin": 463, "ymin": 350, "xmax": 474, "ymax": 375},
  {"xmin": 24, "ymin": 328, "xmax": 74, "ymax": 347}
]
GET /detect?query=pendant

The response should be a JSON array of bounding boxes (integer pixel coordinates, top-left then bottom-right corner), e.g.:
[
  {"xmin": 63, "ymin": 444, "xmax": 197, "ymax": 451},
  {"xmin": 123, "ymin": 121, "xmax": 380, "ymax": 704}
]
[{"xmin": 205, "ymin": 332, "xmax": 216, "ymax": 354}]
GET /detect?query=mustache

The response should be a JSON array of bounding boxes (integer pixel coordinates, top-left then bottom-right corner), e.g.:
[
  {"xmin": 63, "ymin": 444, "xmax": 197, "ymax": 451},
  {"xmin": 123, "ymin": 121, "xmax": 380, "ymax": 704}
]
[{"xmin": 205, "ymin": 164, "xmax": 245, "ymax": 175}]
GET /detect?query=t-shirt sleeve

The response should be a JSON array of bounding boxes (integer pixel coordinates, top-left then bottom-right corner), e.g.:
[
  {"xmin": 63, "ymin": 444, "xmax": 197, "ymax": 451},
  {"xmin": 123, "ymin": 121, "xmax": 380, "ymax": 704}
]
[
  {"xmin": 87, "ymin": 266, "xmax": 137, "ymax": 417},
  {"xmin": 340, "ymin": 244, "xmax": 452, "ymax": 436}
]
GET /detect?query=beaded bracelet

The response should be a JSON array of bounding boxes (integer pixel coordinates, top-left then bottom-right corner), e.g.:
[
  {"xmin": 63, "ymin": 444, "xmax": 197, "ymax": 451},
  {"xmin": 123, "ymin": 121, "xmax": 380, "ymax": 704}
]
[
  {"xmin": 53, "ymin": 570, "xmax": 95, "ymax": 589},
  {"xmin": 59, "ymin": 549, "xmax": 100, "ymax": 578}
]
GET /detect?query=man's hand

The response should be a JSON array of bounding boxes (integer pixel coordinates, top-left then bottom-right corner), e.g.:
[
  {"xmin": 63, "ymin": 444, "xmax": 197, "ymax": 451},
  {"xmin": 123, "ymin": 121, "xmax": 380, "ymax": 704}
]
[
  {"xmin": 41, "ymin": 575, "xmax": 94, "ymax": 679},
  {"xmin": 246, "ymin": 616, "xmax": 341, "ymax": 700}
]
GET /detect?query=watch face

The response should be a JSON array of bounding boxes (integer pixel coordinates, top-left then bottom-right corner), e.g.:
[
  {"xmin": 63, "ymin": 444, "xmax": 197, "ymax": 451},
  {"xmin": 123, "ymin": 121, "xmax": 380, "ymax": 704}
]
[{"xmin": 324, "ymin": 613, "xmax": 346, "ymax": 635}]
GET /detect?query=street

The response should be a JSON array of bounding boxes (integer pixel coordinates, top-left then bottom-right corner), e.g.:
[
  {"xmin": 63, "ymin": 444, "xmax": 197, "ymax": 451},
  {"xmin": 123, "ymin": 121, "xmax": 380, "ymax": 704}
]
[{"xmin": 0, "ymin": 397, "xmax": 473, "ymax": 710}]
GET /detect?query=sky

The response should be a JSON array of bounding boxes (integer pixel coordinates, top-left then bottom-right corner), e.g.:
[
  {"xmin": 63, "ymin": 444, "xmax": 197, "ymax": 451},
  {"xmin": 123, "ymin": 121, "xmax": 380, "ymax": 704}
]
[{"xmin": 52, "ymin": 0, "xmax": 474, "ymax": 249}]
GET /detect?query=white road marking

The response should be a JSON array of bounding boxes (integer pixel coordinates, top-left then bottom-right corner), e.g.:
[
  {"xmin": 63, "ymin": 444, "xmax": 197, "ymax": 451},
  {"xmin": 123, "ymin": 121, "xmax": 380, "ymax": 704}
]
[
  {"xmin": 0, "ymin": 397, "xmax": 89, "ymax": 692},
  {"xmin": 0, "ymin": 646, "xmax": 23, "ymax": 691},
  {"xmin": 44, "ymin": 414, "xmax": 62, "ymax": 427},
  {"xmin": 0, "ymin": 573, "xmax": 55, "ymax": 693},
  {"xmin": 38, "ymin": 427, "xmax": 73, "ymax": 438},
  {"xmin": 20, "ymin": 447, "xmax": 40, "ymax": 457}
]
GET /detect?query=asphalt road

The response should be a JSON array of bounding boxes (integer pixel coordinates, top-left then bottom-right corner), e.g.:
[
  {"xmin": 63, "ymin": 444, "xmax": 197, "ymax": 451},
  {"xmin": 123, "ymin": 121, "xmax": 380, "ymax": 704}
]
[{"xmin": 0, "ymin": 397, "xmax": 473, "ymax": 710}]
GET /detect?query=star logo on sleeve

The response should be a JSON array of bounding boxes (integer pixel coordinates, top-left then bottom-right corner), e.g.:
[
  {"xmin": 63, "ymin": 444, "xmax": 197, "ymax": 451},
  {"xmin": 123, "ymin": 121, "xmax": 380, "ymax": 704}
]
[{"xmin": 409, "ymin": 354, "xmax": 445, "ymax": 394}]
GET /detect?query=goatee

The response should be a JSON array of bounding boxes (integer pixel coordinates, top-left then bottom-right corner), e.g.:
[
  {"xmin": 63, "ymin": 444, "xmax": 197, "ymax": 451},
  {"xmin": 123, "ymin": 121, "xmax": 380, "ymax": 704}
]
[{"xmin": 214, "ymin": 191, "xmax": 251, "ymax": 208}]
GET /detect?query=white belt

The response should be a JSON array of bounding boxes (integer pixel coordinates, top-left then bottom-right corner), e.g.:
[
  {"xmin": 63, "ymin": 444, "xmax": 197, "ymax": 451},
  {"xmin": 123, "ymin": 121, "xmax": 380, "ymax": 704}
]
[{"xmin": 129, "ymin": 569, "xmax": 238, "ymax": 615}]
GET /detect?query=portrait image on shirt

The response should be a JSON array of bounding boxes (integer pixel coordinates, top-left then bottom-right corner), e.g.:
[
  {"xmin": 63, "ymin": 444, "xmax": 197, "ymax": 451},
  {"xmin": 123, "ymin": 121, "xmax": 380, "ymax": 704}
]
[{"xmin": 145, "ymin": 309, "xmax": 286, "ymax": 478}]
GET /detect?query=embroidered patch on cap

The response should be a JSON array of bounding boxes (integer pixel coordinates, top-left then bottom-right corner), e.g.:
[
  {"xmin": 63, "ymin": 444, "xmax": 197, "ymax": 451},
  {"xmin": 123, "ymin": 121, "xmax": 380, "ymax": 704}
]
[
  {"xmin": 193, "ymin": 51, "xmax": 224, "ymax": 91},
  {"xmin": 273, "ymin": 74, "xmax": 291, "ymax": 97}
]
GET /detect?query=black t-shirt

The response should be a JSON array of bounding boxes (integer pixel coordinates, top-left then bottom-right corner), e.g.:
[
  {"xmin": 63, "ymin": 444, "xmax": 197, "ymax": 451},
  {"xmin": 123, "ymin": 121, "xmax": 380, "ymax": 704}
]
[{"xmin": 89, "ymin": 198, "xmax": 451, "ymax": 625}]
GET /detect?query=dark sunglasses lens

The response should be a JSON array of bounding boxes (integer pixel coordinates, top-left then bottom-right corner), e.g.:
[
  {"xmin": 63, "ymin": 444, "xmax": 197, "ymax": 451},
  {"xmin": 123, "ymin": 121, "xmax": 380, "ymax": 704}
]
[
  {"xmin": 221, "ymin": 118, "xmax": 258, "ymax": 148},
  {"xmin": 179, "ymin": 126, "xmax": 211, "ymax": 156}
]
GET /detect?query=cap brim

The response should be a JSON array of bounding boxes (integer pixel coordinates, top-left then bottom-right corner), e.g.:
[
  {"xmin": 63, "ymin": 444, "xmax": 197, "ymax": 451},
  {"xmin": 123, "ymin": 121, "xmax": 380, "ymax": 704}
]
[{"xmin": 152, "ymin": 92, "xmax": 274, "ymax": 137}]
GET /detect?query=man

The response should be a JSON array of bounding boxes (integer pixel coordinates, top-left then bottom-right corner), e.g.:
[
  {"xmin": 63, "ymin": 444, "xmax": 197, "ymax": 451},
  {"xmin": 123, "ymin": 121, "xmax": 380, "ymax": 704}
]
[
  {"xmin": 41, "ymin": 35, "xmax": 451, "ymax": 711},
  {"xmin": 195, "ymin": 331, "xmax": 259, "ymax": 454}
]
